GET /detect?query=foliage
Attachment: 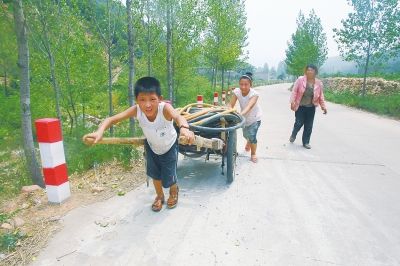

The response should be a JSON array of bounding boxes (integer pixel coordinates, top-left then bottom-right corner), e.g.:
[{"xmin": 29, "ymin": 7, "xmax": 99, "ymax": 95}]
[
  {"xmin": 285, "ymin": 10, "xmax": 328, "ymax": 76},
  {"xmin": 0, "ymin": 0, "xmax": 250, "ymax": 197},
  {"xmin": 333, "ymin": 0, "xmax": 400, "ymax": 70},
  {"xmin": 324, "ymin": 89, "xmax": 400, "ymax": 118},
  {"xmin": 333, "ymin": 0, "xmax": 400, "ymax": 95}
]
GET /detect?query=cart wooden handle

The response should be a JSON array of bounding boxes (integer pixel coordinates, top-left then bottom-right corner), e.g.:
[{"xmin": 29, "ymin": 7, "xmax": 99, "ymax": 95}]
[
  {"xmin": 82, "ymin": 136, "xmax": 146, "ymax": 146},
  {"xmin": 82, "ymin": 135, "xmax": 224, "ymax": 150}
]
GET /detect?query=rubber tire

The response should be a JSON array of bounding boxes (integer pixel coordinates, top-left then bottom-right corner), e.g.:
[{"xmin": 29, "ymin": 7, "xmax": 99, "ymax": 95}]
[{"xmin": 226, "ymin": 130, "xmax": 237, "ymax": 183}]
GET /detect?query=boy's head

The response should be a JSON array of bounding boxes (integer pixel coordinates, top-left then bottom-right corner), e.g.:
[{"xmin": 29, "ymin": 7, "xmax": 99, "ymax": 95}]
[{"xmin": 134, "ymin": 77, "xmax": 161, "ymax": 98}]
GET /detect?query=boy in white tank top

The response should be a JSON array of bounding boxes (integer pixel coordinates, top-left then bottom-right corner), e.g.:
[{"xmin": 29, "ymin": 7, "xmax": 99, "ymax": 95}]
[{"xmin": 85, "ymin": 77, "xmax": 194, "ymax": 212}]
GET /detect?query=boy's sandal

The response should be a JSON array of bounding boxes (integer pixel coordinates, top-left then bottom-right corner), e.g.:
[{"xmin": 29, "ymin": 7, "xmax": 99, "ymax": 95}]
[
  {"xmin": 250, "ymin": 155, "xmax": 258, "ymax": 163},
  {"xmin": 167, "ymin": 186, "xmax": 179, "ymax": 209},
  {"xmin": 151, "ymin": 196, "xmax": 164, "ymax": 212}
]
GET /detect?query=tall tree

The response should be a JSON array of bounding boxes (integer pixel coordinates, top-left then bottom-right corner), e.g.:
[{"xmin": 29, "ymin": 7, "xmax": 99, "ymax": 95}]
[
  {"xmin": 166, "ymin": 0, "xmax": 173, "ymax": 102},
  {"xmin": 0, "ymin": 11, "xmax": 17, "ymax": 97},
  {"xmin": 29, "ymin": 0, "xmax": 63, "ymax": 123},
  {"xmin": 277, "ymin": 61, "xmax": 287, "ymax": 80},
  {"xmin": 86, "ymin": 0, "xmax": 125, "ymax": 135},
  {"xmin": 269, "ymin": 66, "xmax": 277, "ymax": 80},
  {"xmin": 333, "ymin": 0, "xmax": 400, "ymax": 96},
  {"xmin": 205, "ymin": 0, "xmax": 248, "ymax": 92},
  {"xmin": 126, "ymin": 0, "xmax": 135, "ymax": 135},
  {"xmin": 263, "ymin": 62, "xmax": 269, "ymax": 81},
  {"xmin": 285, "ymin": 10, "xmax": 328, "ymax": 77},
  {"xmin": 13, "ymin": 0, "xmax": 44, "ymax": 187},
  {"xmin": 145, "ymin": 0, "xmax": 152, "ymax": 75}
]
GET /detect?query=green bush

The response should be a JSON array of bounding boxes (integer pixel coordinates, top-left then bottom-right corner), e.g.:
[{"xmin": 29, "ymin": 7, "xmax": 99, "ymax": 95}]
[
  {"xmin": 0, "ymin": 231, "xmax": 26, "ymax": 252},
  {"xmin": 325, "ymin": 89, "xmax": 400, "ymax": 118}
]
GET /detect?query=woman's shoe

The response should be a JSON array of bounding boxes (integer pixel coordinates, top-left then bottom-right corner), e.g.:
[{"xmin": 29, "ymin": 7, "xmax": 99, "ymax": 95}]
[{"xmin": 303, "ymin": 144, "xmax": 311, "ymax": 149}]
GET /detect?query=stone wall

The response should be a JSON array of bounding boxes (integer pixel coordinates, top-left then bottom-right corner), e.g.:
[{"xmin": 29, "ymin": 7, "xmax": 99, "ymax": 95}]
[{"xmin": 322, "ymin": 77, "xmax": 400, "ymax": 95}]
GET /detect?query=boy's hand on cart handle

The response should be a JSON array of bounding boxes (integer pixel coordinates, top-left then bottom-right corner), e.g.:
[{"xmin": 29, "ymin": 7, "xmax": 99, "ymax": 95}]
[
  {"xmin": 179, "ymin": 127, "xmax": 195, "ymax": 145},
  {"xmin": 82, "ymin": 132, "xmax": 103, "ymax": 145}
]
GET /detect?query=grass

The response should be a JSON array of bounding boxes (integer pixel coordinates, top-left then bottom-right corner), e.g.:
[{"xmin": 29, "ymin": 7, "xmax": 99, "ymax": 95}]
[
  {"xmin": 0, "ymin": 123, "xmax": 141, "ymax": 204},
  {"xmin": 321, "ymin": 72, "xmax": 400, "ymax": 81},
  {"xmin": 0, "ymin": 210, "xmax": 24, "ymax": 252},
  {"xmin": 324, "ymin": 89, "xmax": 400, "ymax": 119}
]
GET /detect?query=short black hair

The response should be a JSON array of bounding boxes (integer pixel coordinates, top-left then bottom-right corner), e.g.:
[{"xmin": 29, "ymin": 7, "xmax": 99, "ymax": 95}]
[
  {"xmin": 134, "ymin": 77, "xmax": 161, "ymax": 98},
  {"xmin": 305, "ymin": 64, "xmax": 318, "ymax": 74},
  {"xmin": 239, "ymin": 72, "xmax": 253, "ymax": 83}
]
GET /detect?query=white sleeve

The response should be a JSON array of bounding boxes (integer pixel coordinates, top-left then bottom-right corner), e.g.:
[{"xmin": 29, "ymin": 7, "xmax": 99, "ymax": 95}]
[
  {"xmin": 233, "ymin": 88, "xmax": 241, "ymax": 97},
  {"xmin": 249, "ymin": 89, "xmax": 259, "ymax": 98}
]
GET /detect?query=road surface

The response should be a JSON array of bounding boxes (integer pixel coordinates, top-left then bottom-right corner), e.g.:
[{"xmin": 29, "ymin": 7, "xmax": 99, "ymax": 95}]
[{"xmin": 33, "ymin": 83, "xmax": 400, "ymax": 266}]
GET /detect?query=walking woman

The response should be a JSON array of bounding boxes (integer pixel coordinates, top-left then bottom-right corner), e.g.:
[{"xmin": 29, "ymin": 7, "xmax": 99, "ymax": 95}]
[{"xmin": 289, "ymin": 64, "xmax": 327, "ymax": 149}]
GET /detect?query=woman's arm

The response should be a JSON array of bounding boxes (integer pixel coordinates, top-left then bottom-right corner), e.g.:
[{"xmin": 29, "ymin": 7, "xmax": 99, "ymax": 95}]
[
  {"xmin": 290, "ymin": 79, "xmax": 300, "ymax": 110},
  {"xmin": 319, "ymin": 86, "xmax": 327, "ymax": 114},
  {"xmin": 240, "ymin": 96, "xmax": 258, "ymax": 116}
]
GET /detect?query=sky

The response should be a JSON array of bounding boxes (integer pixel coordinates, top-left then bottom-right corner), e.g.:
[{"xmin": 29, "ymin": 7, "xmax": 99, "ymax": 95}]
[{"xmin": 245, "ymin": 0, "xmax": 353, "ymax": 68}]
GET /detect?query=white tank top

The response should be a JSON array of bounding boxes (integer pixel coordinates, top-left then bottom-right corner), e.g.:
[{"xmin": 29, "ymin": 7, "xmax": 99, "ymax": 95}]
[
  {"xmin": 136, "ymin": 102, "xmax": 177, "ymax": 155},
  {"xmin": 233, "ymin": 88, "xmax": 262, "ymax": 126}
]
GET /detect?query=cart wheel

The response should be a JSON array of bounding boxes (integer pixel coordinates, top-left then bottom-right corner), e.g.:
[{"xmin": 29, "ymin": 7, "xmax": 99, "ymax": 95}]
[{"xmin": 226, "ymin": 130, "xmax": 237, "ymax": 183}]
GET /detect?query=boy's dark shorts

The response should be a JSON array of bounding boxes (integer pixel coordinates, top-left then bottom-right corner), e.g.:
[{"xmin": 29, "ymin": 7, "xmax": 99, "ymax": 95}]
[
  {"xmin": 144, "ymin": 140, "xmax": 178, "ymax": 188},
  {"xmin": 243, "ymin": 120, "xmax": 261, "ymax": 144}
]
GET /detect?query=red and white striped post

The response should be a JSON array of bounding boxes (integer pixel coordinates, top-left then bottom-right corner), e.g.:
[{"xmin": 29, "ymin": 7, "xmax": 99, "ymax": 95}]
[
  {"xmin": 213, "ymin": 92, "xmax": 219, "ymax": 106},
  {"xmin": 222, "ymin": 90, "xmax": 226, "ymax": 105},
  {"xmin": 35, "ymin": 118, "xmax": 70, "ymax": 204},
  {"xmin": 197, "ymin": 95, "xmax": 203, "ymax": 108}
]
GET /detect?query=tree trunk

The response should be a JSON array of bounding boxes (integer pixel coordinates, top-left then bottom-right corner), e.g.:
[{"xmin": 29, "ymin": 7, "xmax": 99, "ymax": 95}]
[
  {"xmin": 107, "ymin": 45, "xmax": 114, "ymax": 135},
  {"xmin": 362, "ymin": 41, "xmax": 371, "ymax": 97},
  {"xmin": 65, "ymin": 107, "xmax": 74, "ymax": 135},
  {"xmin": 227, "ymin": 70, "xmax": 231, "ymax": 88},
  {"xmin": 126, "ymin": 0, "xmax": 135, "ymax": 136},
  {"xmin": 213, "ymin": 65, "xmax": 218, "ymax": 90},
  {"xmin": 146, "ymin": 0, "xmax": 151, "ymax": 76},
  {"xmin": 13, "ymin": 0, "xmax": 44, "ymax": 188},
  {"xmin": 64, "ymin": 60, "xmax": 77, "ymax": 133},
  {"xmin": 107, "ymin": 0, "xmax": 114, "ymax": 135},
  {"xmin": 211, "ymin": 67, "xmax": 215, "ymax": 88},
  {"xmin": 48, "ymin": 52, "xmax": 62, "ymax": 122},
  {"xmin": 166, "ymin": 0, "xmax": 173, "ymax": 102},
  {"xmin": 171, "ymin": 7, "xmax": 176, "ymax": 105},
  {"xmin": 37, "ymin": 5, "xmax": 63, "ymax": 124},
  {"xmin": 82, "ymin": 99, "xmax": 86, "ymax": 129},
  {"xmin": 221, "ymin": 67, "xmax": 225, "ymax": 94},
  {"xmin": 4, "ymin": 71, "xmax": 8, "ymax": 97}
]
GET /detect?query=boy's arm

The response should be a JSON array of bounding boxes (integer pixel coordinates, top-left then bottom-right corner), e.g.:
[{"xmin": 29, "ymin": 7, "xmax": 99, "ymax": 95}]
[
  {"xmin": 85, "ymin": 105, "xmax": 137, "ymax": 143},
  {"xmin": 163, "ymin": 104, "xmax": 194, "ymax": 144},
  {"xmin": 240, "ymin": 96, "xmax": 258, "ymax": 116}
]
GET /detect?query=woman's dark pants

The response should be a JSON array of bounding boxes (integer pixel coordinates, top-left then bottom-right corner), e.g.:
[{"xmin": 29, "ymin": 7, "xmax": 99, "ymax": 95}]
[{"xmin": 291, "ymin": 106, "xmax": 316, "ymax": 145}]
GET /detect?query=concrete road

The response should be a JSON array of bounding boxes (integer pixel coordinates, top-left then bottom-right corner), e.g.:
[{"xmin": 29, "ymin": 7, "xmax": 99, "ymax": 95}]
[{"xmin": 33, "ymin": 83, "xmax": 400, "ymax": 266}]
